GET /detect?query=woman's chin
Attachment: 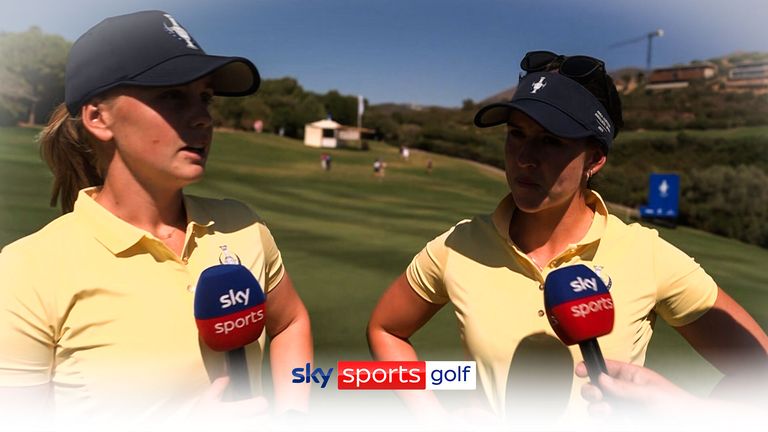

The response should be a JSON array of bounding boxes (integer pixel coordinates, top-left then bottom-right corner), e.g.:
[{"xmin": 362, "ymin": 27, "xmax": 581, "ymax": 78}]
[
  {"xmin": 174, "ymin": 167, "xmax": 206, "ymax": 187},
  {"xmin": 511, "ymin": 189, "xmax": 549, "ymax": 213}
]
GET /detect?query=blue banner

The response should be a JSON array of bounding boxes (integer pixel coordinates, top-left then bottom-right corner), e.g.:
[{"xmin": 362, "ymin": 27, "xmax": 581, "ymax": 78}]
[{"xmin": 640, "ymin": 173, "xmax": 679, "ymax": 218}]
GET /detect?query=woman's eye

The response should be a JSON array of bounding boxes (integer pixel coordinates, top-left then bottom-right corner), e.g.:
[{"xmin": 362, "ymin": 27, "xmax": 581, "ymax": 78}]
[
  {"xmin": 159, "ymin": 90, "xmax": 186, "ymax": 101},
  {"xmin": 507, "ymin": 128, "xmax": 524, "ymax": 138},
  {"xmin": 202, "ymin": 93, "xmax": 214, "ymax": 105},
  {"xmin": 541, "ymin": 135, "xmax": 563, "ymax": 146}
]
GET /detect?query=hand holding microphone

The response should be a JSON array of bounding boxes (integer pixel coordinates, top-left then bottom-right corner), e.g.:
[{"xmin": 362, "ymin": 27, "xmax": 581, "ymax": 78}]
[
  {"xmin": 543, "ymin": 264, "xmax": 614, "ymax": 384},
  {"xmin": 194, "ymin": 264, "xmax": 267, "ymax": 401}
]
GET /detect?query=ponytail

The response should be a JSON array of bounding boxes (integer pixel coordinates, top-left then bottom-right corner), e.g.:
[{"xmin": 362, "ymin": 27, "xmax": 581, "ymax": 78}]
[{"xmin": 39, "ymin": 104, "xmax": 105, "ymax": 213}]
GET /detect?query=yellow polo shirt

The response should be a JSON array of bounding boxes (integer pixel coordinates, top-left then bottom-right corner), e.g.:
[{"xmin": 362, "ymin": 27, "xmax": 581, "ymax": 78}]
[
  {"xmin": 406, "ymin": 190, "xmax": 718, "ymax": 419},
  {"xmin": 0, "ymin": 187, "xmax": 284, "ymax": 423}
]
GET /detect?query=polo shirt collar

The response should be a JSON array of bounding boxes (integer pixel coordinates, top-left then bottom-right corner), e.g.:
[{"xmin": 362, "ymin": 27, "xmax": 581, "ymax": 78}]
[
  {"xmin": 491, "ymin": 189, "xmax": 609, "ymax": 247},
  {"xmin": 73, "ymin": 187, "xmax": 215, "ymax": 255},
  {"xmin": 183, "ymin": 194, "xmax": 215, "ymax": 229}
]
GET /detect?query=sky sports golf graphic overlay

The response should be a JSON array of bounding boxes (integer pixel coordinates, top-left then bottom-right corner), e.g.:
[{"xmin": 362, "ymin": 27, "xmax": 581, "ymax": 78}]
[{"xmin": 292, "ymin": 361, "xmax": 477, "ymax": 390}]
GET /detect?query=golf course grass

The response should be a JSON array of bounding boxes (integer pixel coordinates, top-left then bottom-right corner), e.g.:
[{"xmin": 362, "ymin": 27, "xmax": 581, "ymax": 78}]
[{"xmin": 2, "ymin": 126, "xmax": 766, "ymax": 397}]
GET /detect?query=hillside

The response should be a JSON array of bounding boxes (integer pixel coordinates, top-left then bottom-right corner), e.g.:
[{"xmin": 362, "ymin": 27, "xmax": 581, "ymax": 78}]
[
  {"xmin": 365, "ymin": 52, "xmax": 768, "ymax": 247},
  {"xmin": 2, "ymin": 126, "xmax": 767, "ymax": 398}
]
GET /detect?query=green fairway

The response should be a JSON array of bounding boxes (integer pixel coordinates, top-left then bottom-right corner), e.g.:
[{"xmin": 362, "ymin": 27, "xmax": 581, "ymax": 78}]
[{"xmin": 1, "ymin": 126, "xmax": 766, "ymax": 397}]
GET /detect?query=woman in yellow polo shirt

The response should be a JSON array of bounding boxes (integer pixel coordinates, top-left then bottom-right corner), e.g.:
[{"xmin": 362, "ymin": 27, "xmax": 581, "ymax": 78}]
[
  {"xmin": 367, "ymin": 52, "xmax": 768, "ymax": 422},
  {"xmin": 0, "ymin": 10, "xmax": 311, "ymax": 427}
]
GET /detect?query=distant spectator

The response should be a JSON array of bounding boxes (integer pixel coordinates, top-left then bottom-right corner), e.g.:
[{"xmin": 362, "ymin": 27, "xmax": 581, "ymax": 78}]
[
  {"xmin": 373, "ymin": 158, "xmax": 383, "ymax": 177},
  {"xmin": 426, "ymin": 159, "xmax": 433, "ymax": 174},
  {"xmin": 402, "ymin": 146, "xmax": 410, "ymax": 162}
]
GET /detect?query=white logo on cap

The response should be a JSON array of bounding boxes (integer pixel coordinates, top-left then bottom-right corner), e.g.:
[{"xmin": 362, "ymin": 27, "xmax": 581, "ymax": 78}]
[
  {"xmin": 163, "ymin": 14, "xmax": 199, "ymax": 50},
  {"xmin": 594, "ymin": 110, "xmax": 611, "ymax": 135},
  {"xmin": 531, "ymin": 77, "xmax": 547, "ymax": 94}
]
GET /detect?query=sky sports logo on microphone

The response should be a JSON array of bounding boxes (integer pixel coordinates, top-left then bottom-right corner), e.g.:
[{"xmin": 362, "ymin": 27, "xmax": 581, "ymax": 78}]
[
  {"xmin": 194, "ymin": 264, "xmax": 266, "ymax": 352},
  {"xmin": 291, "ymin": 361, "xmax": 476, "ymax": 390},
  {"xmin": 544, "ymin": 264, "xmax": 614, "ymax": 346}
]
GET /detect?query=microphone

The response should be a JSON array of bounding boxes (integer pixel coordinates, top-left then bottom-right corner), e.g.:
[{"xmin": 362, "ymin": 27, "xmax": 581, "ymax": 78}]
[
  {"xmin": 543, "ymin": 264, "xmax": 614, "ymax": 384},
  {"xmin": 194, "ymin": 264, "xmax": 267, "ymax": 400}
]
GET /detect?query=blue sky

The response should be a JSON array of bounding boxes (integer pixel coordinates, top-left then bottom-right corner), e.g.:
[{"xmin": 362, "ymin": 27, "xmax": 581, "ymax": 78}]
[{"xmin": 1, "ymin": 0, "xmax": 766, "ymax": 107}]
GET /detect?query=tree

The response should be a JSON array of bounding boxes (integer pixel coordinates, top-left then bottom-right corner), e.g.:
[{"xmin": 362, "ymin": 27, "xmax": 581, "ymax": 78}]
[
  {"xmin": 251, "ymin": 77, "xmax": 326, "ymax": 137},
  {"xmin": 320, "ymin": 90, "xmax": 357, "ymax": 125},
  {"xmin": 683, "ymin": 165, "xmax": 768, "ymax": 247},
  {"xmin": 0, "ymin": 27, "xmax": 70, "ymax": 125}
]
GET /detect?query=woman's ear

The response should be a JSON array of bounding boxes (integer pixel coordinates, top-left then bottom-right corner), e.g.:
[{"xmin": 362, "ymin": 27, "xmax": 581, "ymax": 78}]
[
  {"xmin": 80, "ymin": 101, "xmax": 114, "ymax": 143},
  {"xmin": 587, "ymin": 146, "xmax": 607, "ymax": 176}
]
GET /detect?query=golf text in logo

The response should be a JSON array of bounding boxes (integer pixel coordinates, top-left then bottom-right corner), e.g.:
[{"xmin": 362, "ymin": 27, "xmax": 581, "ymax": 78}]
[
  {"xmin": 220, "ymin": 288, "xmax": 250, "ymax": 308},
  {"xmin": 337, "ymin": 361, "xmax": 475, "ymax": 390},
  {"xmin": 292, "ymin": 363, "xmax": 334, "ymax": 389},
  {"xmin": 571, "ymin": 297, "xmax": 614, "ymax": 318},
  {"xmin": 570, "ymin": 277, "xmax": 598, "ymax": 293},
  {"xmin": 291, "ymin": 361, "xmax": 476, "ymax": 390},
  {"xmin": 214, "ymin": 309, "xmax": 264, "ymax": 335}
]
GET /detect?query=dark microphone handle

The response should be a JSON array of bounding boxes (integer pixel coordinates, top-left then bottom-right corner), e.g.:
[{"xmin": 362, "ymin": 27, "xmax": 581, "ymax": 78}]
[
  {"xmin": 579, "ymin": 339, "xmax": 607, "ymax": 384},
  {"xmin": 225, "ymin": 347, "xmax": 252, "ymax": 401}
]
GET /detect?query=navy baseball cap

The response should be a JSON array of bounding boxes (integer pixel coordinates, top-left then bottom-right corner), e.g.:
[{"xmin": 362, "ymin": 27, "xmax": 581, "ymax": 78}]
[
  {"xmin": 474, "ymin": 72, "xmax": 614, "ymax": 152},
  {"xmin": 65, "ymin": 10, "xmax": 260, "ymax": 116}
]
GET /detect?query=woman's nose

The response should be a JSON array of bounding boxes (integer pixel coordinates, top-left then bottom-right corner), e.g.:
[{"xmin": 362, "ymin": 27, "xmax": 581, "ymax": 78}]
[{"xmin": 515, "ymin": 140, "xmax": 538, "ymax": 168}]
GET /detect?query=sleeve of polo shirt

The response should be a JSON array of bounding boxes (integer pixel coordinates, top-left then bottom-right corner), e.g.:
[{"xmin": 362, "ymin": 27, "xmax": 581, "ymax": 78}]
[
  {"xmin": 257, "ymin": 223, "xmax": 285, "ymax": 293},
  {"xmin": 653, "ymin": 234, "xmax": 718, "ymax": 327},
  {"xmin": 406, "ymin": 229, "xmax": 451, "ymax": 304},
  {"xmin": 0, "ymin": 247, "xmax": 56, "ymax": 386}
]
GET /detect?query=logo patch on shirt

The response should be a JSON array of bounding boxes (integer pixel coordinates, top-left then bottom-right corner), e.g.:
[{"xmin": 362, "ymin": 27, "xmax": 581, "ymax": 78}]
[
  {"xmin": 218, "ymin": 245, "xmax": 241, "ymax": 265},
  {"xmin": 592, "ymin": 265, "xmax": 612, "ymax": 291}
]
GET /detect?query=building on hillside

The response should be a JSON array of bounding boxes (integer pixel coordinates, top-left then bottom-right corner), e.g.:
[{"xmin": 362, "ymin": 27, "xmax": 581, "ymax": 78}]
[
  {"xmin": 612, "ymin": 76, "xmax": 641, "ymax": 94},
  {"xmin": 725, "ymin": 61, "xmax": 768, "ymax": 93},
  {"xmin": 304, "ymin": 119, "xmax": 374, "ymax": 148},
  {"xmin": 645, "ymin": 63, "xmax": 718, "ymax": 91},
  {"xmin": 304, "ymin": 119, "xmax": 342, "ymax": 148}
]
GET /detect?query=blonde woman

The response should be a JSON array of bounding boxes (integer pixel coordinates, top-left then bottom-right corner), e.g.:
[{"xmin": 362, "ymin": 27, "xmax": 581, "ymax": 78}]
[{"xmin": 0, "ymin": 10, "xmax": 311, "ymax": 427}]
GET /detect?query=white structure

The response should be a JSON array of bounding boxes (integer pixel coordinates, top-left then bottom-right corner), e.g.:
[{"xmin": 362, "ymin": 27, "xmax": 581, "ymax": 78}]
[
  {"xmin": 304, "ymin": 119, "xmax": 373, "ymax": 148},
  {"xmin": 304, "ymin": 119, "xmax": 342, "ymax": 148}
]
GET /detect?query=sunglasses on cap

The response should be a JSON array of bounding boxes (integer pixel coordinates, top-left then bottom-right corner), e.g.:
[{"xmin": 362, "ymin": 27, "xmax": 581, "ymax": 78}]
[
  {"xmin": 520, "ymin": 50, "xmax": 606, "ymax": 79},
  {"xmin": 519, "ymin": 50, "xmax": 618, "ymax": 135}
]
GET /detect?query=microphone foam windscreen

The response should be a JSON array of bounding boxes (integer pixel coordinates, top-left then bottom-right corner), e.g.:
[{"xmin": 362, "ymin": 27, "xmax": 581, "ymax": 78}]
[
  {"xmin": 543, "ymin": 264, "xmax": 614, "ymax": 345},
  {"xmin": 194, "ymin": 264, "xmax": 266, "ymax": 351}
]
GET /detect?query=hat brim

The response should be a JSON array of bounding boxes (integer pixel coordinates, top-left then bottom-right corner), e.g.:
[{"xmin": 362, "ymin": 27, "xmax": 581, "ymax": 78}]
[
  {"xmin": 128, "ymin": 54, "xmax": 260, "ymax": 96},
  {"xmin": 474, "ymin": 99, "xmax": 594, "ymax": 140}
]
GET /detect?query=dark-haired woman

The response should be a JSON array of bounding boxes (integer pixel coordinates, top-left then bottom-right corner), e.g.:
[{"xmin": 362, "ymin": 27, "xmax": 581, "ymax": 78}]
[{"xmin": 368, "ymin": 51, "xmax": 768, "ymax": 422}]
